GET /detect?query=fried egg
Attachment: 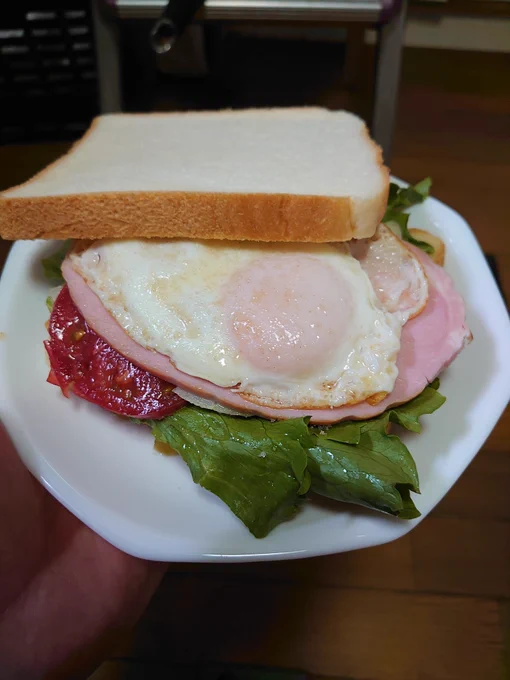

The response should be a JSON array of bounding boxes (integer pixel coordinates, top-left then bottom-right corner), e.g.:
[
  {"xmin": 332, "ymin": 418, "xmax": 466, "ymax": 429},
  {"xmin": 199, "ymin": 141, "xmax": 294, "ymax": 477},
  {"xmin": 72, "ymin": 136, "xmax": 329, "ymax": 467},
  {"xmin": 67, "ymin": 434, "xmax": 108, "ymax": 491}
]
[
  {"xmin": 70, "ymin": 239, "xmax": 405, "ymax": 409},
  {"xmin": 350, "ymin": 224, "xmax": 429, "ymax": 323}
]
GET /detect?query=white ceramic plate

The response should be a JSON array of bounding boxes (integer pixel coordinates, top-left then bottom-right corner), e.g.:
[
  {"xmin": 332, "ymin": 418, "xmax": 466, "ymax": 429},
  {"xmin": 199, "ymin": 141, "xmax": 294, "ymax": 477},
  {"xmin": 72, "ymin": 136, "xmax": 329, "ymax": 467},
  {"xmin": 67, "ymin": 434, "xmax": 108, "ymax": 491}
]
[{"xmin": 1, "ymin": 194, "xmax": 509, "ymax": 562}]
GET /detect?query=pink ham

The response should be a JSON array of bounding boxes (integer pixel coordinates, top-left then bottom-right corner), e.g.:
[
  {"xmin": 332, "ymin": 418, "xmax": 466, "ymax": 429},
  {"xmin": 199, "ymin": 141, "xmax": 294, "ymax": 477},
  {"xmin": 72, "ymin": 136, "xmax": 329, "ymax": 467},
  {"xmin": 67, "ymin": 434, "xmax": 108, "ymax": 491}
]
[{"xmin": 62, "ymin": 246, "xmax": 470, "ymax": 424}]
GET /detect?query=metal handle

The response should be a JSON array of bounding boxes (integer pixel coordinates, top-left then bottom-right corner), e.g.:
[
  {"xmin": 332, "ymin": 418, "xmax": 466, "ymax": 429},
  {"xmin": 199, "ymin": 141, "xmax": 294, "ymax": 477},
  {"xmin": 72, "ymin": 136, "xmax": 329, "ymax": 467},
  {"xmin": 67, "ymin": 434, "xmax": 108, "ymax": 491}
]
[{"xmin": 151, "ymin": 0, "xmax": 207, "ymax": 54}]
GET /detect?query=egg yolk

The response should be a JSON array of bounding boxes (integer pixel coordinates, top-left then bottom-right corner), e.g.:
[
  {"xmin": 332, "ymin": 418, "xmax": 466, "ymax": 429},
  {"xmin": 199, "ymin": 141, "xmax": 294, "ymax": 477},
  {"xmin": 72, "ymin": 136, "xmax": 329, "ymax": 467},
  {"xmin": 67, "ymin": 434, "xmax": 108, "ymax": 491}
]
[{"xmin": 223, "ymin": 254, "xmax": 353, "ymax": 377}]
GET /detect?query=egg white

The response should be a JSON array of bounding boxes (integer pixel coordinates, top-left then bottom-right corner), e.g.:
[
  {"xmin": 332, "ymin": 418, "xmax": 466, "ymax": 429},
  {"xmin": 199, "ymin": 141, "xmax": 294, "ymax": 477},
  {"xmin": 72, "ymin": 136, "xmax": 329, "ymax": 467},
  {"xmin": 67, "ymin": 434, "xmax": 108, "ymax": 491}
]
[
  {"xmin": 70, "ymin": 239, "xmax": 404, "ymax": 409},
  {"xmin": 350, "ymin": 224, "xmax": 429, "ymax": 323}
]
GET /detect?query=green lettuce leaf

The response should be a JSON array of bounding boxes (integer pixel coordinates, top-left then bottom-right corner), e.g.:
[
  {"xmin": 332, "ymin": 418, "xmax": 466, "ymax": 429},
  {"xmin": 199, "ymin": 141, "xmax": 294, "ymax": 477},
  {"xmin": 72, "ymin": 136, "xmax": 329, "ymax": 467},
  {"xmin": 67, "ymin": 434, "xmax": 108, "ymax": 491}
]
[
  {"xmin": 304, "ymin": 381, "xmax": 445, "ymax": 518},
  {"xmin": 387, "ymin": 383, "xmax": 446, "ymax": 433},
  {"xmin": 315, "ymin": 420, "xmax": 361, "ymax": 445},
  {"xmin": 317, "ymin": 380, "xmax": 445, "ymax": 439},
  {"xmin": 386, "ymin": 212, "xmax": 434, "ymax": 256},
  {"xmin": 138, "ymin": 381, "xmax": 445, "ymax": 536},
  {"xmin": 41, "ymin": 240, "xmax": 72, "ymax": 284},
  {"xmin": 308, "ymin": 430, "xmax": 420, "ymax": 519},
  {"xmin": 359, "ymin": 412, "xmax": 390, "ymax": 434},
  {"xmin": 383, "ymin": 178, "xmax": 434, "ymax": 255},
  {"xmin": 385, "ymin": 178, "xmax": 432, "ymax": 215},
  {"xmin": 354, "ymin": 381, "xmax": 446, "ymax": 436},
  {"xmin": 147, "ymin": 407, "xmax": 313, "ymax": 538},
  {"xmin": 45, "ymin": 296, "xmax": 54, "ymax": 312}
]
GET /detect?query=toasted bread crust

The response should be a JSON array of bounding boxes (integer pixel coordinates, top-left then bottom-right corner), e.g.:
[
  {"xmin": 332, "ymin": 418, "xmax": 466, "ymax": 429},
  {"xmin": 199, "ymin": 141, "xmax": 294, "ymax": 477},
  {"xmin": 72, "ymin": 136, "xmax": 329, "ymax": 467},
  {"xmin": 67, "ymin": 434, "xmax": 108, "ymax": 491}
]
[
  {"xmin": 0, "ymin": 110, "xmax": 389, "ymax": 242},
  {"xmin": 0, "ymin": 191, "xmax": 361, "ymax": 242}
]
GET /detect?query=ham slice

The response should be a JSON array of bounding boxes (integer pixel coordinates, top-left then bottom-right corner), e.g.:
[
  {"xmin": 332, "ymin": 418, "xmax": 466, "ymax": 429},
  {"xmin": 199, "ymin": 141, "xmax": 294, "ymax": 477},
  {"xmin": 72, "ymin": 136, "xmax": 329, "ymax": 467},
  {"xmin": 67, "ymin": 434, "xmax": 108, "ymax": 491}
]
[{"xmin": 62, "ymin": 246, "xmax": 470, "ymax": 424}]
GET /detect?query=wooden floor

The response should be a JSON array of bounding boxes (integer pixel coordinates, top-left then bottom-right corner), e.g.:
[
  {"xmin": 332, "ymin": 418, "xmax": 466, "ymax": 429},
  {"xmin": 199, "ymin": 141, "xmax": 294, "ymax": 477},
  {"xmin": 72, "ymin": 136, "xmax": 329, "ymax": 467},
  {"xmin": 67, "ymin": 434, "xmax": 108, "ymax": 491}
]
[{"xmin": 1, "ymin": 45, "xmax": 509, "ymax": 680}]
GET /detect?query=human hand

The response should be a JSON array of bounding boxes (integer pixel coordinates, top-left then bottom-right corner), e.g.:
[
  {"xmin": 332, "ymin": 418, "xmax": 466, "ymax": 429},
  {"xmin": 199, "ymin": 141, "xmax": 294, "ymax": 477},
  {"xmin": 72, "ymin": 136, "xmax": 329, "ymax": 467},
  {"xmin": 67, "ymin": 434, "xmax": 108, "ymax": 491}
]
[{"xmin": 0, "ymin": 423, "xmax": 166, "ymax": 679}]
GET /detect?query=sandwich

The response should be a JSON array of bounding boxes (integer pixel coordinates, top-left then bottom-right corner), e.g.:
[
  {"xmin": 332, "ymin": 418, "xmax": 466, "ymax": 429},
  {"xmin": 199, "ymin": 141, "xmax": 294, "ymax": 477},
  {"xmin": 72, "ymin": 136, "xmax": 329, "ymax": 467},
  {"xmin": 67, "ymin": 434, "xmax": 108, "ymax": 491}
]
[{"xmin": 0, "ymin": 108, "xmax": 471, "ymax": 538}]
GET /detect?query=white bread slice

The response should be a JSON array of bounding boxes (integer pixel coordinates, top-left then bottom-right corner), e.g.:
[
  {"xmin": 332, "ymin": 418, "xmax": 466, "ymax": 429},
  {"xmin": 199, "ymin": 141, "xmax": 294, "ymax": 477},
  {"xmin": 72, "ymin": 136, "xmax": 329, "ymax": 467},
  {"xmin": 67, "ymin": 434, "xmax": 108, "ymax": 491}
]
[{"xmin": 0, "ymin": 108, "xmax": 389, "ymax": 242}]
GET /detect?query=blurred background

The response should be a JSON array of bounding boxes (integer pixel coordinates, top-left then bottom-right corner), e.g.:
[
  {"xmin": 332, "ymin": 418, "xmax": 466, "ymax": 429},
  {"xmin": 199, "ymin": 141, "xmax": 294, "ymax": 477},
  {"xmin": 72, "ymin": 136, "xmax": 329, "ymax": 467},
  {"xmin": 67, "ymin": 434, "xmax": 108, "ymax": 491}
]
[{"xmin": 1, "ymin": 2, "xmax": 509, "ymax": 679}]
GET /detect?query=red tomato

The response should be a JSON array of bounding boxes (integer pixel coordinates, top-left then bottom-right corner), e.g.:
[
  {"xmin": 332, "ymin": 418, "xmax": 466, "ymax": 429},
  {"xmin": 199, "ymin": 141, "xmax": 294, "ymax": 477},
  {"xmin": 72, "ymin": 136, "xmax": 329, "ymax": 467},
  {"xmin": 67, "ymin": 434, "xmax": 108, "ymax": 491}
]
[{"xmin": 45, "ymin": 286, "xmax": 186, "ymax": 419}]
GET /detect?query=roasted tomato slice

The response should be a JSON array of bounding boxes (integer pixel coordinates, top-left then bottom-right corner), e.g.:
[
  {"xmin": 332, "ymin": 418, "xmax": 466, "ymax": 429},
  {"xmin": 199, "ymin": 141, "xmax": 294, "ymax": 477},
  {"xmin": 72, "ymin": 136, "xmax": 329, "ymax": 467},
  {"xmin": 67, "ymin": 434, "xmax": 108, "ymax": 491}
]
[{"xmin": 45, "ymin": 285, "xmax": 186, "ymax": 419}]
